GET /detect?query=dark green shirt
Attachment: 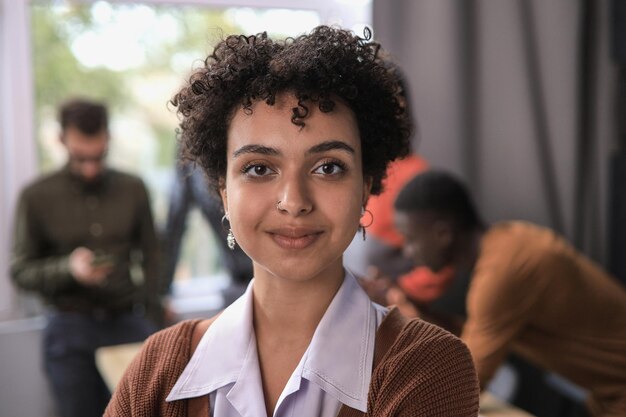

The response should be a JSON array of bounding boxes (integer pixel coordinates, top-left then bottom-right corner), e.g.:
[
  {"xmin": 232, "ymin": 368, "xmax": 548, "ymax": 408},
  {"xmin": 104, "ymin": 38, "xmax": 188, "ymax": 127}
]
[{"xmin": 10, "ymin": 166, "xmax": 162, "ymax": 315}]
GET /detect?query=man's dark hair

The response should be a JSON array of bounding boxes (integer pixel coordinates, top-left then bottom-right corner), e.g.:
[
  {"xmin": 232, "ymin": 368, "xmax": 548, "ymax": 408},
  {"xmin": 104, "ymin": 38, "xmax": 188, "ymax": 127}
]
[
  {"xmin": 59, "ymin": 98, "xmax": 109, "ymax": 135},
  {"xmin": 395, "ymin": 170, "xmax": 485, "ymax": 231},
  {"xmin": 171, "ymin": 25, "xmax": 412, "ymax": 195}
]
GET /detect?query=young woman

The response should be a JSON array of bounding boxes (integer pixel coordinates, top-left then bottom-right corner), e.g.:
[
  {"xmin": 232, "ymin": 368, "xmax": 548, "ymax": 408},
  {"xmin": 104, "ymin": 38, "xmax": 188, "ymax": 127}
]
[{"xmin": 105, "ymin": 26, "xmax": 479, "ymax": 417}]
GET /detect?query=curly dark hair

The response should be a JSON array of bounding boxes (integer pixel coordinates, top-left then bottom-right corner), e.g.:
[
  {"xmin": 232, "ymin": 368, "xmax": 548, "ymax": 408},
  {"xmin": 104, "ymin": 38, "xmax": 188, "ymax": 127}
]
[{"xmin": 171, "ymin": 25, "xmax": 412, "ymax": 195}]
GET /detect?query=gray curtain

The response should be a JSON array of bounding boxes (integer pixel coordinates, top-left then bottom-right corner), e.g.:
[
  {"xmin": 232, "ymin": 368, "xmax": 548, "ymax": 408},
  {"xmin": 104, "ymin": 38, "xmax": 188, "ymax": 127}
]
[{"xmin": 373, "ymin": 0, "xmax": 614, "ymax": 264}]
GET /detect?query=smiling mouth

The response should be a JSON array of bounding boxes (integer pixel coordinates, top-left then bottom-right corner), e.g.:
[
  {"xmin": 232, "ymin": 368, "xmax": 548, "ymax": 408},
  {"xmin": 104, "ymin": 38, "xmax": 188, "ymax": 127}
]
[{"xmin": 268, "ymin": 230, "xmax": 323, "ymax": 250}]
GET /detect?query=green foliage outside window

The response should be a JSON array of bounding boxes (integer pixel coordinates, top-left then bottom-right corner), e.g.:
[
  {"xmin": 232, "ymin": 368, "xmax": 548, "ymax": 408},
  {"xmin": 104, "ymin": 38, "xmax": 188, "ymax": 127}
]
[{"xmin": 31, "ymin": 2, "xmax": 240, "ymax": 172}]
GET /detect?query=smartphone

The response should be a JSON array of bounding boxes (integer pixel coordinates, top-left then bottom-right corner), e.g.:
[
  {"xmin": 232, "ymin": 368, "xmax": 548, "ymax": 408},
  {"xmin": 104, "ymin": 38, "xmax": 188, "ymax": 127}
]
[{"xmin": 91, "ymin": 253, "xmax": 115, "ymax": 268}]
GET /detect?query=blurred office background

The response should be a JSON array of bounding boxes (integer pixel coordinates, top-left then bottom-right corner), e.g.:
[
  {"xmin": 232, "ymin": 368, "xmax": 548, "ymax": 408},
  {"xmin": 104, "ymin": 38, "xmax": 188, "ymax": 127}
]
[{"xmin": 0, "ymin": 0, "xmax": 623, "ymax": 416}]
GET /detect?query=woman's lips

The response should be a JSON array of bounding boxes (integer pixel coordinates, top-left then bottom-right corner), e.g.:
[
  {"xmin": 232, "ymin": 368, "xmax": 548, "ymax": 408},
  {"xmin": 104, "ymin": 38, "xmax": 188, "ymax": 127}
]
[{"xmin": 268, "ymin": 228, "xmax": 323, "ymax": 250}]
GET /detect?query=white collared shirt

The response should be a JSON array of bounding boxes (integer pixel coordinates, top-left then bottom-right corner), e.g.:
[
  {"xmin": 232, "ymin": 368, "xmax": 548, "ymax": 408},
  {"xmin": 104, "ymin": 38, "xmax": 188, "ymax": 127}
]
[{"xmin": 167, "ymin": 270, "xmax": 387, "ymax": 417}]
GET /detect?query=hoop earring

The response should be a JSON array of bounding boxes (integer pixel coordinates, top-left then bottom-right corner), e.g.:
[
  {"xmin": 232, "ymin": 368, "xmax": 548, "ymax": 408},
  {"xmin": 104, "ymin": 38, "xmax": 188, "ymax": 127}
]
[
  {"xmin": 360, "ymin": 208, "xmax": 374, "ymax": 241},
  {"xmin": 221, "ymin": 214, "xmax": 236, "ymax": 250}
]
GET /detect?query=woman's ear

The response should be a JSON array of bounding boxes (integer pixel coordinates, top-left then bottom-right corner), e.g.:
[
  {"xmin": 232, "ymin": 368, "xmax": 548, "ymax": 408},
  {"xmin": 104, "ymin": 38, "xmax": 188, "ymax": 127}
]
[
  {"xmin": 218, "ymin": 178, "xmax": 228, "ymax": 214},
  {"xmin": 362, "ymin": 176, "xmax": 373, "ymax": 207}
]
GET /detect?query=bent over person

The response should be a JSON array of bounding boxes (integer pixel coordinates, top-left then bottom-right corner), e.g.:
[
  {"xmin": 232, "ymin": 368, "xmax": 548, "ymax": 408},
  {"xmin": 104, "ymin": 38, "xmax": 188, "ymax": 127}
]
[
  {"xmin": 105, "ymin": 26, "xmax": 479, "ymax": 417},
  {"xmin": 10, "ymin": 98, "xmax": 162, "ymax": 417},
  {"xmin": 394, "ymin": 170, "xmax": 626, "ymax": 417}
]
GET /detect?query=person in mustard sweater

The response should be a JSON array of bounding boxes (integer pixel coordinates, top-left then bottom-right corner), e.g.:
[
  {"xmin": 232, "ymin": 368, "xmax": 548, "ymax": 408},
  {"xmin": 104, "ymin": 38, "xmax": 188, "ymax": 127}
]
[
  {"xmin": 104, "ymin": 26, "xmax": 480, "ymax": 417},
  {"xmin": 393, "ymin": 169, "xmax": 626, "ymax": 417}
]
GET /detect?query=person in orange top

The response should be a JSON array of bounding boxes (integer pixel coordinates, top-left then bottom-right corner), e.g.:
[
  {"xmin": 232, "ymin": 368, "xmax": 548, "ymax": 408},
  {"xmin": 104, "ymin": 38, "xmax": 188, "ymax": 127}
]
[{"xmin": 394, "ymin": 169, "xmax": 626, "ymax": 417}]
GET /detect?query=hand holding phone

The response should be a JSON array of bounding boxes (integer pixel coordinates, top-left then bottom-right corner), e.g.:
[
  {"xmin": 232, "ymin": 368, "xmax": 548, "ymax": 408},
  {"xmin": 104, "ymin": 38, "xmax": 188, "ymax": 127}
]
[
  {"xmin": 70, "ymin": 247, "xmax": 114, "ymax": 286},
  {"xmin": 91, "ymin": 253, "xmax": 115, "ymax": 268}
]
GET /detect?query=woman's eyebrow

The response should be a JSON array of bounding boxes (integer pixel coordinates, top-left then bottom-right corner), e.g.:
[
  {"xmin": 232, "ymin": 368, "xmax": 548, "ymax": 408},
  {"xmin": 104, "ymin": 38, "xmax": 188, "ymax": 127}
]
[
  {"xmin": 232, "ymin": 144, "xmax": 280, "ymax": 158},
  {"xmin": 306, "ymin": 140, "xmax": 355, "ymax": 155}
]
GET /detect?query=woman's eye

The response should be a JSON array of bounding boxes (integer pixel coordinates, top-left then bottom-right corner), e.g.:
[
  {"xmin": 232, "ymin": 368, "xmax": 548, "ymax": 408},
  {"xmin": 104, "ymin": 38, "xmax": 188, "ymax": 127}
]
[
  {"xmin": 243, "ymin": 164, "xmax": 273, "ymax": 177},
  {"xmin": 313, "ymin": 162, "xmax": 345, "ymax": 176}
]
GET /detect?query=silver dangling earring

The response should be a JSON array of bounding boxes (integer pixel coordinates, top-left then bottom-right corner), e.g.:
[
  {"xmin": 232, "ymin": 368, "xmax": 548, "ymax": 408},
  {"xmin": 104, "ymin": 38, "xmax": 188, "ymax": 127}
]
[
  {"xmin": 221, "ymin": 214, "xmax": 236, "ymax": 250},
  {"xmin": 227, "ymin": 231, "xmax": 236, "ymax": 250},
  {"xmin": 360, "ymin": 207, "xmax": 374, "ymax": 241}
]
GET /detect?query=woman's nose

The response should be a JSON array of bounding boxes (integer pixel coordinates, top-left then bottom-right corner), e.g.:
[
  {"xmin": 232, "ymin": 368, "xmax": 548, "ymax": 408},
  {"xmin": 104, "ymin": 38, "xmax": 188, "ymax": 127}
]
[{"xmin": 277, "ymin": 175, "xmax": 313, "ymax": 216}]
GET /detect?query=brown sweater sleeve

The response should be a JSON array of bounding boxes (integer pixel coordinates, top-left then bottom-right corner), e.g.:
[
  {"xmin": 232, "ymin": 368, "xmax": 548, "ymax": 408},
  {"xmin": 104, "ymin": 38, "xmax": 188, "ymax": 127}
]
[
  {"xmin": 104, "ymin": 319, "xmax": 201, "ymax": 417},
  {"xmin": 369, "ymin": 319, "xmax": 480, "ymax": 416}
]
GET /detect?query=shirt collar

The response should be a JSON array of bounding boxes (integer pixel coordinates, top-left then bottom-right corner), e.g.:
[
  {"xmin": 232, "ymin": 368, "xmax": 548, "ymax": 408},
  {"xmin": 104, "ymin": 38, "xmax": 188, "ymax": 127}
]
[
  {"xmin": 166, "ymin": 280, "xmax": 256, "ymax": 401},
  {"xmin": 298, "ymin": 270, "xmax": 380, "ymax": 411},
  {"xmin": 167, "ymin": 270, "xmax": 381, "ymax": 412}
]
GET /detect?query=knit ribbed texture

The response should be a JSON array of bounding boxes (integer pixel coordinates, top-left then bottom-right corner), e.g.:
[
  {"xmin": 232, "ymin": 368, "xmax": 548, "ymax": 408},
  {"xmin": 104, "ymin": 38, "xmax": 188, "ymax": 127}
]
[
  {"xmin": 105, "ymin": 319, "xmax": 201, "ymax": 417},
  {"xmin": 367, "ymin": 317, "xmax": 479, "ymax": 416},
  {"xmin": 104, "ymin": 312, "xmax": 479, "ymax": 416}
]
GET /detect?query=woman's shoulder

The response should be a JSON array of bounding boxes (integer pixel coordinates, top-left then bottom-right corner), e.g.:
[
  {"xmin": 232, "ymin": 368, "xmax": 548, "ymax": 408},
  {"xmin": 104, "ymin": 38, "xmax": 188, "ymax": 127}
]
[
  {"xmin": 381, "ymin": 316, "xmax": 475, "ymax": 372},
  {"xmin": 144, "ymin": 319, "xmax": 200, "ymax": 353},
  {"xmin": 126, "ymin": 320, "xmax": 203, "ymax": 386},
  {"xmin": 398, "ymin": 317, "xmax": 467, "ymax": 350},
  {"xmin": 377, "ymin": 308, "xmax": 471, "ymax": 360},
  {"xmin": 370, "ymin": 314, "xmax": 480, "ymax": 416},
  {"xmin": 136, "ymin": 317, "xmax": 220, "ymax": 381},
  {"xmin": 104, "ymin": 319, "xmax": 213, "ymax": 417}
]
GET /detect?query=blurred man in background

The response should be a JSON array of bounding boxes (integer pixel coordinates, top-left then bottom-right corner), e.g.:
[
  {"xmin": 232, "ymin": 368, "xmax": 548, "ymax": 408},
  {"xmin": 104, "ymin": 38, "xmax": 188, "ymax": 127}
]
[
  {"xmin": 10, "ymin": 98, "xmax": 163, "ymax": 417},
  {"xmin": 393, "ymin": 169, "xmax": 626, "ymax": 417}
]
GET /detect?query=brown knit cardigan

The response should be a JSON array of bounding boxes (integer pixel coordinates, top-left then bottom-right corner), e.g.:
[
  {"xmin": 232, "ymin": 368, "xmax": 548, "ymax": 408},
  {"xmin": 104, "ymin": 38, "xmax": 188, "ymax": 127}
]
[{"xmin": 104, "ymin": 308, "xmax": 479, "ymax": 416}]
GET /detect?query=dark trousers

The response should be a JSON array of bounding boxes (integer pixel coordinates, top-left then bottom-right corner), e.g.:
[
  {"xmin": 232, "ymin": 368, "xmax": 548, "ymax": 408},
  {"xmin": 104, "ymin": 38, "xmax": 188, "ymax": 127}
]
[{"xmin": 43, "ymin": 310, "xmax": 157, "ymax": 417}]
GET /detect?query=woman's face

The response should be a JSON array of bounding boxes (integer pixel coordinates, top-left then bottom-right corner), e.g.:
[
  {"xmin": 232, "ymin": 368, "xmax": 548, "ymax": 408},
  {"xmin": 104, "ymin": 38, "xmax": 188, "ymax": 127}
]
[{"xmin": 221, "ymin": 93, "xmax": 370, "ymax": 285}]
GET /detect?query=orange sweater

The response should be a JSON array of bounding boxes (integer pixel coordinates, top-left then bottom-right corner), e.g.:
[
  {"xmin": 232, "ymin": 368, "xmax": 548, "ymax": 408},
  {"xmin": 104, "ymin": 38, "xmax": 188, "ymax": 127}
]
[
  {"xmin": 463, "ymin": 222, "xmax": 626, "ymax": 416},
  {"xmin": 105, "ymin": 309, "xmax": 479, "ymax": 416}
]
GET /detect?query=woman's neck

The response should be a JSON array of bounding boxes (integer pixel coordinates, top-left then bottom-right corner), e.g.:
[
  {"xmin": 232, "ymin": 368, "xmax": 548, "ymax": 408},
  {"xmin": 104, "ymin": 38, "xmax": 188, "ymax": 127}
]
[{"xmin": 252, "ymin": 262, "xmax": 345, "ymax": 340}]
